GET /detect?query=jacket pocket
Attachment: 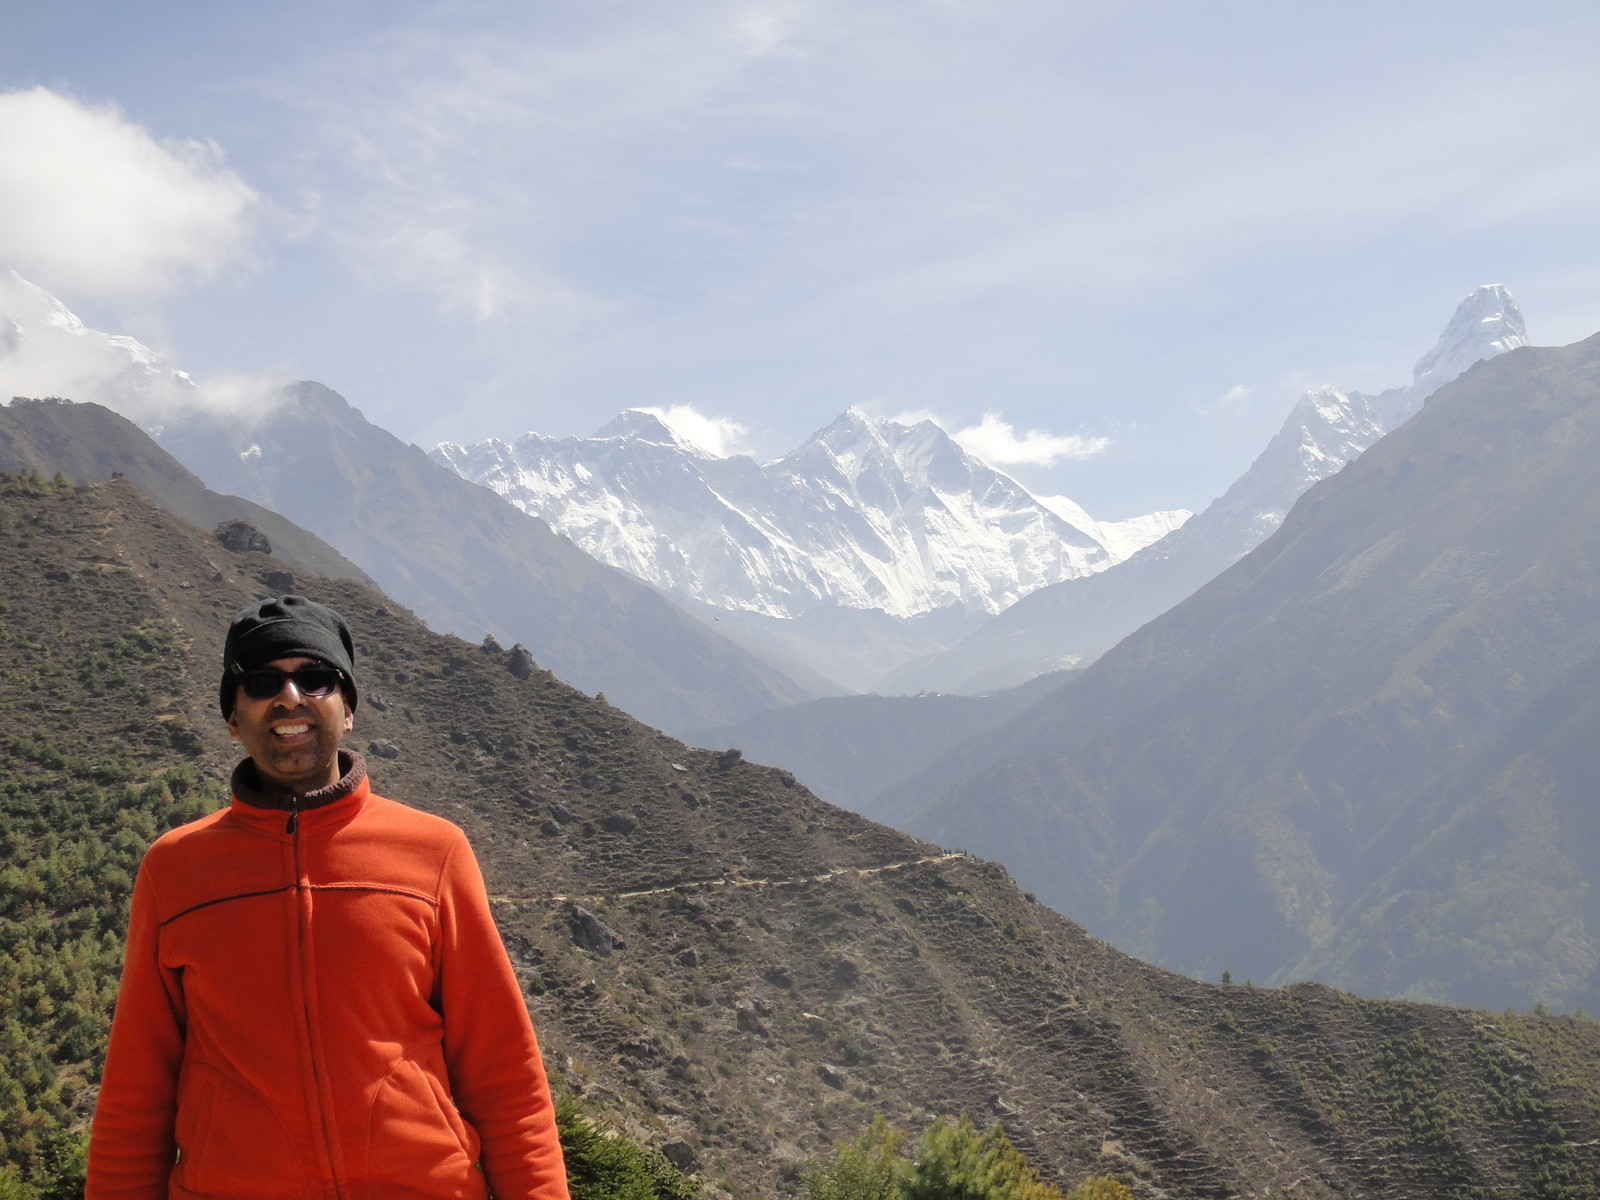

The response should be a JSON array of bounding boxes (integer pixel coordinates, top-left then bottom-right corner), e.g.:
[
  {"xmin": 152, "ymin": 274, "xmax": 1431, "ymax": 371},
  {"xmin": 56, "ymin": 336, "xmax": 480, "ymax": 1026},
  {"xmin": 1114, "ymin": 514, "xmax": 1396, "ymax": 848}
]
[
  {"xmin": 363, "ymin": 1049, "xmax": 484, "ymax": 1200},
  {"xmin": 175, "ymin": 1061, "xmax": 311, "ymax": 1196}
]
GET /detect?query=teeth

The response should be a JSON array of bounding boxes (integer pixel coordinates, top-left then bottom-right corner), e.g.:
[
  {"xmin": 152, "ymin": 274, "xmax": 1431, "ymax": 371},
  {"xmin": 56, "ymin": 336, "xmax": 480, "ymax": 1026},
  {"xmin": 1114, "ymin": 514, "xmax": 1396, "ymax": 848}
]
[{"xmin": 275, "ymin": 724, "xmax": 311, "ymax": 736}]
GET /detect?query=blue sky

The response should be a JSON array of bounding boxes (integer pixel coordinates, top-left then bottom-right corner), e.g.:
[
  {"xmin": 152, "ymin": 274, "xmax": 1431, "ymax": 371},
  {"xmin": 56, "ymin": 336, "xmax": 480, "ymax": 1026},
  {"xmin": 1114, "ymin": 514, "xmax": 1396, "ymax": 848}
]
[{"xmin": 3, "ymin": 1, "xmax": 1599, "ymax": 516}]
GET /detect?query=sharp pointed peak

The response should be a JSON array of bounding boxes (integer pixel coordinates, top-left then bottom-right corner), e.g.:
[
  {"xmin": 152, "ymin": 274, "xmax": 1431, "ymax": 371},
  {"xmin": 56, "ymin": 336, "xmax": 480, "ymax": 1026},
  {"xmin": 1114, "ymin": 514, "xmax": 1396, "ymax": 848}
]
[
  {"xmin": 822, "ymin": 405, "xmax": 876, "ymax": 431},
  {"xmin": 1412, "ymin": 285, "xmax": 1528, "ymax": 396}
]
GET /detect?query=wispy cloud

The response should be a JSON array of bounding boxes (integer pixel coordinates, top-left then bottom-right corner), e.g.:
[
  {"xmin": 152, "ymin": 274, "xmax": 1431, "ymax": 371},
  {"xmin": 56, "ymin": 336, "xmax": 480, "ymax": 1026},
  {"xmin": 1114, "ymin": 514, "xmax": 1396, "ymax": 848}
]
[
  {"xmin": 0, "ymin": 88, "xmax": 260, "ymax": 307},
  {"xmin": 638, "ymin": 404, "xmax": 751, "ymax": 457},
  {"xmin": 286, "ymin": 4, "xmax": 828, "ymax": 328},
  {"xmin": 7, "ymin": 3, "xmax": 1599, "ymax": 515},
  {"xmin": 953, "ymin": 412, "xmax": 1110, "ymax": 467},
  {"xmin": 187, "ymin": 369, "xmax": 297, "ymax": 423}
]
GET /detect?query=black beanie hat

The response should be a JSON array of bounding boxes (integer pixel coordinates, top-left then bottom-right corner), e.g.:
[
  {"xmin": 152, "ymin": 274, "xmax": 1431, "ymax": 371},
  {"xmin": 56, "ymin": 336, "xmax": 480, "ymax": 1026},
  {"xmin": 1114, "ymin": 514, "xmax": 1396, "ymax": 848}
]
[{"xmin": 220, "ymin": 595, "xmax": 359, "ymax": 718}]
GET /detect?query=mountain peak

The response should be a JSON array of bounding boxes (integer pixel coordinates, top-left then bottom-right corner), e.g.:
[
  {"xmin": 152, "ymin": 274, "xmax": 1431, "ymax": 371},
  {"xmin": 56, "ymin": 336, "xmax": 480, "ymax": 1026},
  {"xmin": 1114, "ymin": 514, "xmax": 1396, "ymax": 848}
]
[
  {"xmin": 1, "ymin": 269, "xmax": 84, "ymax": 336},
  {"xmin": 813, "ymin": 405, "xmax": 879, "ymax": 443},
  {"xmin": 0, "ymin": 270, "xmax": 195, "ymax": 421},
  {"xmin": 1412, "ymin": 284, "xmax": 1528, "ymax": 397},
  {"xmin": 434, "ymin": 401, "xmax": 1168, "ymax": 628},
  {"xmin": 591, "ymin": 409, "xmax": 682, "ymax": 447}
]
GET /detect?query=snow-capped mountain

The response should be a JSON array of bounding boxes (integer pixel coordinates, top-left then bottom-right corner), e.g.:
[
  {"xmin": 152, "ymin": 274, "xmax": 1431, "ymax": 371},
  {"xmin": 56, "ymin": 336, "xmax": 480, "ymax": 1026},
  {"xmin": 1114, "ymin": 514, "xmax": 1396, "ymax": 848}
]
[
  {"xmin": 433, "ymin": 409, "xmax": 1189, "ymax": 621},
  {"xmin": 0, "ymin": 270, "xmax": 196, "ymax": 418},
  {"xmin": 1192, "ymin": 283, "xmax": 1527, "ymax": 558},
  {"xmin": 882, "ymin": 284, "xmax": 1529, "ymax": 693},
  {"xmin": 1410, "ymin": 282, "xmax": 1529, "ymax": 400},
  {"xmin": 434, "ymin": 286, "xmax": 1521, "ymax": 637}
]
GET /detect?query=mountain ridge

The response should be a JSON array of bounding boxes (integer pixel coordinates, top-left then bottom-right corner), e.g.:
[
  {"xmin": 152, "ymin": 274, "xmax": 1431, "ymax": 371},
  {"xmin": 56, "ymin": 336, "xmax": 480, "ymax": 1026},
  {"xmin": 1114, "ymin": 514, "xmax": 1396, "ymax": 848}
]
[
  {"xmin": 883, "ymin": 285, "xmax": 1528, "ymax": 693},
  {"xmin": 883, "ymin": 330, "xmax": 1600, "ymax": 1013},
  {"xmin": 432, "ymin": 405, "xmax": 1187, "ymax": 624},
  {"xmin": 0, "ymin": 396, "xmax": 375, "ymax": 589},
  {"xmin": 0, "ymin": 273, "xmax": 825, "ymax": 735}
]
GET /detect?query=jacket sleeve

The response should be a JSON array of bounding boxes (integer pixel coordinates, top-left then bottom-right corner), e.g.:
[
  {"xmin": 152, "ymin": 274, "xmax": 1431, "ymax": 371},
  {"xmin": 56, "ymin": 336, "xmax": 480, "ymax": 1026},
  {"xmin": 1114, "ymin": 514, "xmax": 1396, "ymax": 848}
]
[
  {"xmin": 436, "ymin": 833, "xmax": 569, "ymax": 1200},
  {"xmin": 86, "ymin": 853, "xmax": 186, "ymax": 1200}
]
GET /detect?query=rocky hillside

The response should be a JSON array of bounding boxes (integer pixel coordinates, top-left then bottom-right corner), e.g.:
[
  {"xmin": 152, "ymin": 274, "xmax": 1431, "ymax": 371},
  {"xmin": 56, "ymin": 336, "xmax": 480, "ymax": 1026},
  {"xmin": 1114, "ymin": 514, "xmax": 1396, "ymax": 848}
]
[{"xmin": 4, "ymin": 472, "xmax": 1600, "ymax": 1198}]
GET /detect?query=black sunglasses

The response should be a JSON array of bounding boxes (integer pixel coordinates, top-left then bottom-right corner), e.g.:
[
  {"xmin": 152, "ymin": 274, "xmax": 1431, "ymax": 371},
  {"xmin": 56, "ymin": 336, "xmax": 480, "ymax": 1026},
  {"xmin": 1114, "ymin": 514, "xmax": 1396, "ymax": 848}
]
[{"xmin": 236, "ymin": 664, "xmax": 346, "ymax": 701}]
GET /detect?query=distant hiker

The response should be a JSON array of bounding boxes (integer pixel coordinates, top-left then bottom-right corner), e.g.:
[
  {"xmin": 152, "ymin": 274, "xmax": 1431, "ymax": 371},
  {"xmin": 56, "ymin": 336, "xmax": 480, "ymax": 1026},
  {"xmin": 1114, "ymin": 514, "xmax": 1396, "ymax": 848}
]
[{"xmin": 87, "ymin": 596, "xmax": 569, "ymax": 1200}]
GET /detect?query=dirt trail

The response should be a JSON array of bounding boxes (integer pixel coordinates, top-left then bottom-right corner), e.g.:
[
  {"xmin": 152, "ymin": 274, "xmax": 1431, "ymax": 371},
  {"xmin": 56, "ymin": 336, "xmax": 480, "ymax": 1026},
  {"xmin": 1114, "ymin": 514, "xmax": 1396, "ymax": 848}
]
[{"xmin": 491, "ymin": 850, "xmax": 966, "ymax": 905}]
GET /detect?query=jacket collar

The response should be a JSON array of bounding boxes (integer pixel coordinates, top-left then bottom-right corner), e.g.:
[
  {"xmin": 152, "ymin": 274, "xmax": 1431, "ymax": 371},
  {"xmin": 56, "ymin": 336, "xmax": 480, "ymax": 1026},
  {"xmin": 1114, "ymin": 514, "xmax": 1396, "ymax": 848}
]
[{"xmin": 229, "ymin": 749, "xmax": 370, "ymax": 834}]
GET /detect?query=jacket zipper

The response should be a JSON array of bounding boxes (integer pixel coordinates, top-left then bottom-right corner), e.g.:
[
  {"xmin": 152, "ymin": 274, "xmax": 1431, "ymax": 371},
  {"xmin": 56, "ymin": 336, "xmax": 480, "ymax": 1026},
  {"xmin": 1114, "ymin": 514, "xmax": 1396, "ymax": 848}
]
[{"xmin": 292, "ymin": 802, "xmax": 345, "ymax": 1200}]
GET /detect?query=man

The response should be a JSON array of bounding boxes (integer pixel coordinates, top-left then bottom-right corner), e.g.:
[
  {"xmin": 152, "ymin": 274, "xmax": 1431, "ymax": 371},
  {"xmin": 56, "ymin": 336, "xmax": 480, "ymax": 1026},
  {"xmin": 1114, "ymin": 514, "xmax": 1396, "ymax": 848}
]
[{"xmin": 87, "ymin": 596, "xmax": 569, "ymax": 1200}]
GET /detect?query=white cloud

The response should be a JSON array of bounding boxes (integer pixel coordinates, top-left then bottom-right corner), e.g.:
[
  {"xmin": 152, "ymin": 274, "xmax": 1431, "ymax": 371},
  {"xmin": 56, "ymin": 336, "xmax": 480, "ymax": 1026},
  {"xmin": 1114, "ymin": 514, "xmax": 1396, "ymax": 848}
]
[
  {"xmin": 187, "ymin": 369, "xmax": 297, "ymax": 423},
  {"xmin": 953, "ymin": 412, "xmax": 1109, "ymax": 467},
  {"xmin": 0, "ymin": 269, "xmax": 292, "ymax": 428},
  {"xmin": 639, "ymin": 404, "xmax": 750, "ymax": 457},
  {"xmin": 0, "ymin": 87, "xmax": 260, "ymax": 305}
]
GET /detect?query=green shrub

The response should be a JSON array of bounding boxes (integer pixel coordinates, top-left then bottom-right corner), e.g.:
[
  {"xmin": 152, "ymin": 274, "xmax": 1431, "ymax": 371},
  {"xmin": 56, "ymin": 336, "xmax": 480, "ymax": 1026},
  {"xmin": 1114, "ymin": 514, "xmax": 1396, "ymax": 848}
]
[
  {"xmin": 805, "ymin": 1116, "xmax": 1111, "ymax": 1200},
  {"xmin": 902, "ymin": 1117, "xmax": 1061, "ymax": 1200},
  {"xmin": 556, "ymin": 1095, "xmax": 699, "ymax": 1200},
  {"xmin": 804, "ymin": 1116, "xmax": 905, "ymax": 1200}
]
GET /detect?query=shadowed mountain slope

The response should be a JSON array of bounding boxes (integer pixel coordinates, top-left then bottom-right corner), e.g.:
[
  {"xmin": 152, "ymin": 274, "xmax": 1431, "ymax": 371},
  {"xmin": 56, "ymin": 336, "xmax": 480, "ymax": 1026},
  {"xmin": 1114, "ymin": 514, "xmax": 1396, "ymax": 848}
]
[
  {"xmin": 683, "ymin": 672, "xmax": 1070, "ymax": 817},
  {"xmin": 146, "ymin": 382, "xmax": 814, "ymax": 735},
  {"xmin": 886, "ymin": 334, "xmax": 1600, "ymax": 1012},
  {"xmin": 5, "ymin": 472, "xmax": 1600, "ymax": 1198},
  {"xmin": 0, "ymin": 397, "xmax": 373, "ymax": 587}
]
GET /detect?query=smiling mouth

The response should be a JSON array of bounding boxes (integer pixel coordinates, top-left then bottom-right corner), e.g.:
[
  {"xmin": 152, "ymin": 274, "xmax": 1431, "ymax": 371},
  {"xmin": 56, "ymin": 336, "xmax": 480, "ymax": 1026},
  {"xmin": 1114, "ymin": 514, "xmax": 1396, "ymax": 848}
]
[{"xmin": 273, "ymin": 723, "xmax": 312, "ymax": 737}]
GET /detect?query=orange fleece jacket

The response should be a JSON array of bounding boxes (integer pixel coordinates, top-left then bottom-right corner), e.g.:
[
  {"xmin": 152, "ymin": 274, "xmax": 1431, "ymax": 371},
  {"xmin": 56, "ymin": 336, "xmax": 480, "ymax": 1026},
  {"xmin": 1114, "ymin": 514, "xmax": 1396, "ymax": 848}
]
[{"xmin": 87, "ymin": 759, "xmax": 569, "ymax": 1200}]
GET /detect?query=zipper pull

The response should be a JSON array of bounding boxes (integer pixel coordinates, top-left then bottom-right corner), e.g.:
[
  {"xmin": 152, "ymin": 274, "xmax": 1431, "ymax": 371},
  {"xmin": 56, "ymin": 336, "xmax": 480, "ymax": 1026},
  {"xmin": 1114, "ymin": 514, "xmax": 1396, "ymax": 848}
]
[{"xmin": 286, "ymin": 797, "xmax": 299, "ymax": 835}]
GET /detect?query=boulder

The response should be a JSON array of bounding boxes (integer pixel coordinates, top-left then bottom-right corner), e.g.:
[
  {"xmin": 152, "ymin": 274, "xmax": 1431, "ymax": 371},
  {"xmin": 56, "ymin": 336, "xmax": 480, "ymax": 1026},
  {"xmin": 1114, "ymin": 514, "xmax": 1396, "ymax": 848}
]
[
  {"xmin": 507, "ymin": 643, "xmax": 537, "ymax": 679},
  {"xmin": 660, "ymin": 1140, "xmax": 699, "ymax": 1175},
  {"xmin": 214, "ymin": 520, "xmax": 271, "ymax": 554},
  {"xmin": 568, "ymin": 904, "xmax": 624, "ymax": 954}
]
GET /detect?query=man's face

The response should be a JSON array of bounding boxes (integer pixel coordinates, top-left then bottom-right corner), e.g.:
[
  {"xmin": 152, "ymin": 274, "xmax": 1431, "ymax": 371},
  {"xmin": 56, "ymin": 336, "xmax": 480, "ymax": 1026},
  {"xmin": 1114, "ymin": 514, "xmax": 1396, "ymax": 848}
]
[{"xmin": 226, "ymin": 655, "xmax": 353, "ymax": 793}]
